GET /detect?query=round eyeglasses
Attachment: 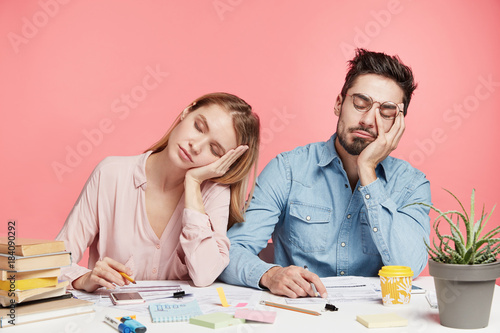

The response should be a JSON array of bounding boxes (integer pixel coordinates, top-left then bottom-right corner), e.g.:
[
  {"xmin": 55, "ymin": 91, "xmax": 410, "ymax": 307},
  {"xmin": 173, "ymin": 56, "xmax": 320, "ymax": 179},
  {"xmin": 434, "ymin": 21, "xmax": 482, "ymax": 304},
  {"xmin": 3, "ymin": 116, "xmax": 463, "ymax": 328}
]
[{"xmin": 346, "ymin": 93, "xmax": 403, "ymax": 120}]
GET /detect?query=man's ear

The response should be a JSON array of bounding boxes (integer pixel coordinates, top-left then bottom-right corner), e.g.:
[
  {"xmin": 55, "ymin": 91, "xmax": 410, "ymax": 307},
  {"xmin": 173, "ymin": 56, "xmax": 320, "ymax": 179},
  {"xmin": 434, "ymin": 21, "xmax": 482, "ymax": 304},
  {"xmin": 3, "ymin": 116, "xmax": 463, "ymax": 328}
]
[{"xmin": 334, "ymin": 94, "xmax": 343, "ymax": 116}]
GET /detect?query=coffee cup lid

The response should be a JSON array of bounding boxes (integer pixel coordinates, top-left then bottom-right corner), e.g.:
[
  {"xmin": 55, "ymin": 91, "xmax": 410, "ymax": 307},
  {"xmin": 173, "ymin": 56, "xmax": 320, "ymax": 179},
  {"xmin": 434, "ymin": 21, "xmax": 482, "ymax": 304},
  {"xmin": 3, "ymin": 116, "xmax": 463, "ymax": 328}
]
[{"xmin": 378, "ymin": 265, "xmax": 413, "ymax": 277}]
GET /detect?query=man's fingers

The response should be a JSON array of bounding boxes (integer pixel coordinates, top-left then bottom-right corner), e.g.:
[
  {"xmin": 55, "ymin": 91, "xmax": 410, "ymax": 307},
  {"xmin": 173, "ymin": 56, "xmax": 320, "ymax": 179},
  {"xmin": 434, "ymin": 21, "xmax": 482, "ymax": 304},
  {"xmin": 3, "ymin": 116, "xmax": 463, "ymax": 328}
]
[
  {"xmin": 302, "ymin": 269, "xmax": 327, "ymax": 297},
  {"xmin": 270, "ymin": 281, "xmax": 302, "ymax": 298},
  {"xmin": 375, "ymin": 110, "xmax": 387, "ymax": 139},
  {"xmin": 309, "ymin": 275, "xmax": 327, "ymax": 298},
  {"xmin": 388, "ymin": 112, "xmax": 405, "ymax": 150}
]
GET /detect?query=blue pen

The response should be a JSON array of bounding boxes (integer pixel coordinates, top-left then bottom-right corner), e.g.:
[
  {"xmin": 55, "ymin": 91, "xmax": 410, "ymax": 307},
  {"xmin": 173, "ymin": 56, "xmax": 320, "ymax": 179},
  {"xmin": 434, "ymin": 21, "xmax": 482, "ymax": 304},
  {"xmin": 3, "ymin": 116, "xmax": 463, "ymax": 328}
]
[{"xmin": 104, "ymin": 315, "xmax": 147, "ymax": 333}]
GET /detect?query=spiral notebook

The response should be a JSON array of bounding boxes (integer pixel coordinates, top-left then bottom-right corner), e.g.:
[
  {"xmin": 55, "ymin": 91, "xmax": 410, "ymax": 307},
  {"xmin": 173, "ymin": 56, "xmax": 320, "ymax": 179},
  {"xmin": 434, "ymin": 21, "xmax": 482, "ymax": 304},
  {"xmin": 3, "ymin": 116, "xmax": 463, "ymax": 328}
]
[{"xmin": 149, "ymin": 299, "xmax": 202, "ymax": 322}]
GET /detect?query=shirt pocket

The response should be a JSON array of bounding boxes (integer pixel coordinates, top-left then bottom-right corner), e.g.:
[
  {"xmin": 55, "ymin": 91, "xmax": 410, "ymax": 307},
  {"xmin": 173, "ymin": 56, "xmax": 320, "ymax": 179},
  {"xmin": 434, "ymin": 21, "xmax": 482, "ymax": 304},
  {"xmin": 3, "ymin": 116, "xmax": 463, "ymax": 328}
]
[
  {"xmin": 360, "ymin": 212, "xmax": 379, "ymax": 255},
  {"xmin": 288, "ymin": 202, "xmax": 332, "ymax": 253}
]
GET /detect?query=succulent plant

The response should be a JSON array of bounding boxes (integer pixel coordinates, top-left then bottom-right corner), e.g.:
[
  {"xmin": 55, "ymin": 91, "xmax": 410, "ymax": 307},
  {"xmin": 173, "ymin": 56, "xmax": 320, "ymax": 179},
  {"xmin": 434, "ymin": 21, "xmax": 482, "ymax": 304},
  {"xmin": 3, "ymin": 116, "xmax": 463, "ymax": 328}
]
[{"xmin": 413, "ymin": 189, "xmax": 499, "ymax": 264}]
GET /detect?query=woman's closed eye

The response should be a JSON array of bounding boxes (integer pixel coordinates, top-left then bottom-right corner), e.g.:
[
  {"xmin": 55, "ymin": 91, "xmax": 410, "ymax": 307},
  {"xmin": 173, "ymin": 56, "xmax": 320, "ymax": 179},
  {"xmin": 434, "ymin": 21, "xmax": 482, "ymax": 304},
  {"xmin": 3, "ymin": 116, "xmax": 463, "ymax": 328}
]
[
  {"xmin": 195, "ymin": 119, "xmax": 224, "ymax": 157},
  {"xmin": 194, "ymin": 120, "xmax": 205, "ymax": 133}
]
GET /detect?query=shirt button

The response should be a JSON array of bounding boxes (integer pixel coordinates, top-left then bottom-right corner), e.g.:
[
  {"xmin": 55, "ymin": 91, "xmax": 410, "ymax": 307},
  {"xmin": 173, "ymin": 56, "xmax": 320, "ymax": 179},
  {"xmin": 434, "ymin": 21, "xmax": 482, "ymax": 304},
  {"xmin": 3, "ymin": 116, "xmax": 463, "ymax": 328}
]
[
  {"xmin": 306, "ymin": 216, "xmax": 311, "ymax": 221},
  {"xmin": 365, "ymin": 194, "xmax": 370, "ymax": 199},
  {"xmin": 347, "ymin": 214, "xmax": 351, "ymax": 219},
  {"xmin": 345, "ymin": 184, "xmax": 348, "ymax": 188},
  {"xmin": 373, "ymin": 227, "xmax": 378, "ymax": 232},
  {"xmin": 152, "ymin": 268, "xmax": 157, "ymax": 274},
  {"xmin": 341, "ymin": 242, "xmax": 346, "ymax": 247},
  {"xmin": 340, "ymin": 271, "xmax": 345, "ymax": 275},
  {"xmin": 156, "ymin": 244, "xmax": 160, "ymax": 249}
]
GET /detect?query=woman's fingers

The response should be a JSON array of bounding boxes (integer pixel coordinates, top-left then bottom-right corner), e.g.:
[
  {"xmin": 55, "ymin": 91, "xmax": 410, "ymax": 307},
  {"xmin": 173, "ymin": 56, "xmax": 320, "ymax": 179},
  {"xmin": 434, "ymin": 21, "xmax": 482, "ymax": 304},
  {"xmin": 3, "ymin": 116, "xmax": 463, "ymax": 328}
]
[
  {"xmin": 216, "ymin": 145, "xmax": 248, "ymax": 172},
  {"xmin": 93, "ymin": 257, "xmax": 130, "ymax": 288}
]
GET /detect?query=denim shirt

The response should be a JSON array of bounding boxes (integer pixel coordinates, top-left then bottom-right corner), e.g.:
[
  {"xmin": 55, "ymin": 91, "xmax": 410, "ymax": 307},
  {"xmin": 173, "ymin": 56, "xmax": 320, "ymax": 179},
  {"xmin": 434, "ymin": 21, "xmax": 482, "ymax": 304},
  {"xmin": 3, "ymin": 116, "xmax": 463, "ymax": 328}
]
[{"xmin": 219, "ymin": 134, "xmax": 431, "ymax": 289}]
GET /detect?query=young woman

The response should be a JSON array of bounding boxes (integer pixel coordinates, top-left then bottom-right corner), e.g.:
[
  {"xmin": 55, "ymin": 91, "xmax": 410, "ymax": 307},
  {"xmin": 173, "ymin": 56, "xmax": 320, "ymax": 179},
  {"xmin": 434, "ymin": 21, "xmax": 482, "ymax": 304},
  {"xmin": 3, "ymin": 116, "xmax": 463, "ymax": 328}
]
[{"xmin": 56, "ymin": 92, "xmax": 260, "ymax": 292}]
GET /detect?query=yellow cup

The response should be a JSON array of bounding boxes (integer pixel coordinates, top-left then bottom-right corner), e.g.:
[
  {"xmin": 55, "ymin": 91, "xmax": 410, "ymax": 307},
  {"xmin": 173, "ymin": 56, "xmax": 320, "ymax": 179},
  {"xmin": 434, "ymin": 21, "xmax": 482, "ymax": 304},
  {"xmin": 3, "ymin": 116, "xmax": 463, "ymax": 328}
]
[{"xmin": 378, "ymin": 266, "xmax": 413, "ymax": 305}]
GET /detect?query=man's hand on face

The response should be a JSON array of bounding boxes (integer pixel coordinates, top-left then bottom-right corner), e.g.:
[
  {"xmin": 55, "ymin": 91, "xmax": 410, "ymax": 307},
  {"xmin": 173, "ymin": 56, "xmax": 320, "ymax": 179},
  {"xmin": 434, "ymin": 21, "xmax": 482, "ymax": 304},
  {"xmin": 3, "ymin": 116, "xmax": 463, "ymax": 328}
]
[
  {"xmin": 357, "ymin": 111, "xmax": 405, "ymax": 186},
  {"xmin": 259, "ymin": 266, "xmax": 328, "ymax": 298}
]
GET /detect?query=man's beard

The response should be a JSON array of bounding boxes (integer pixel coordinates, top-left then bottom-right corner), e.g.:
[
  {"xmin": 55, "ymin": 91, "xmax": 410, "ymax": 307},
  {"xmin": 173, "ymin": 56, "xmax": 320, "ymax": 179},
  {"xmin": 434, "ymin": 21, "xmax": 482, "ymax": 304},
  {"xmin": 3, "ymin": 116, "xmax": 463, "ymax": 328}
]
[{"xmin": 337, "ymin": 126, "xmax": 375, "ymax": 155}]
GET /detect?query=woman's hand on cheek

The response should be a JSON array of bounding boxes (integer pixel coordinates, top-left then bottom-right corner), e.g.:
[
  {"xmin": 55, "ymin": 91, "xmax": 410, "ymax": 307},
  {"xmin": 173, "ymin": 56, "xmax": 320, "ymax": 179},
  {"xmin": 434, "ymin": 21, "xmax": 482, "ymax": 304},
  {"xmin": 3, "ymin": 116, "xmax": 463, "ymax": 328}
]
[{"xmin": 185, "ymin": 145, "xmax": 249, "ymax": 184}]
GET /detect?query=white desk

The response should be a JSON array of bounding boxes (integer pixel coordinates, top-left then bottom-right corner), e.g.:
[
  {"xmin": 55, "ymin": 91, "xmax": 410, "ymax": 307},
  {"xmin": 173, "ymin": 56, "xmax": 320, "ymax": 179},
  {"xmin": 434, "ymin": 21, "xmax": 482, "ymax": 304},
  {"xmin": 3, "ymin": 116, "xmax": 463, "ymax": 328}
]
[{"xmin": 5, "ymin": 277, "xmax": 500, "ymax": 332}]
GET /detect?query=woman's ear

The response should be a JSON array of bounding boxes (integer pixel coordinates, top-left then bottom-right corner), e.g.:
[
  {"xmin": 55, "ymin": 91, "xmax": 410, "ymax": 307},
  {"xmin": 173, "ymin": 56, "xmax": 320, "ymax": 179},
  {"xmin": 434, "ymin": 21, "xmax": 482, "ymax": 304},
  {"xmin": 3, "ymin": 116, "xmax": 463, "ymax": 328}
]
[
  {"xmin": 180, "ymin": 106, "xmax": 190, "ymax": 120},
  {"xmin": 180, "ymin": 102, "xmax": 197, "ymax": 120},
  {"xmin": 334, "ymin": 94, "xmax": 343, "ymax": 117}
]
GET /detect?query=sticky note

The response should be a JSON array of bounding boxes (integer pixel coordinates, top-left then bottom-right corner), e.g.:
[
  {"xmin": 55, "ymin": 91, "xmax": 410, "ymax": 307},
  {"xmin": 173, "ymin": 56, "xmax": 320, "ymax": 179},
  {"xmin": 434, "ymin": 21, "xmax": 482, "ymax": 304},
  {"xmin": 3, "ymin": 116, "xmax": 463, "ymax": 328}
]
[
  {"xmin": 356, "ymin": 313, "xmax": 408, "ymax": 328},
  {"xmin": 234, "ymin": 308, "xmax": 277, "ymax": 324},
  {"xmin": 235, "ymin": 303, "xmax": 248, "ymax": 307},
  {"xmin": 189, "ymin": 312, "xmax": 245, "ymax": 329},
  {"xmin": 216, "ymin": 287, "xmax": 230, "ymax": 307}
]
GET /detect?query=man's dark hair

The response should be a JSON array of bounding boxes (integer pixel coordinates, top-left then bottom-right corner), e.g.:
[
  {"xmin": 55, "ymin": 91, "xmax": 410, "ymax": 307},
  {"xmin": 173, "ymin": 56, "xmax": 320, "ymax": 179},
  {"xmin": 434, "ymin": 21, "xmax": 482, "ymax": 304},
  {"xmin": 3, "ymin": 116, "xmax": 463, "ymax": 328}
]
[{"xmin": 340, "ymin": 49, "xmax": 417, "ymax": 116}]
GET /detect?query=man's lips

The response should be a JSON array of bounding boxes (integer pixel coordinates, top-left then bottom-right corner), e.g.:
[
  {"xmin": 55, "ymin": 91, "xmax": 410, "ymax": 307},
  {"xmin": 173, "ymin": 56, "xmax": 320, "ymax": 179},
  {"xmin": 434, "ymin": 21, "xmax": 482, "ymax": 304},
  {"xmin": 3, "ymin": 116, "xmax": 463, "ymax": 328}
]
[
  {"xmin": 352, "ymin": 130, "xmax": 376, "ymax": 139},
  {"xmin": 179, "ymin": 145, "xmax": 193, "ymax": 162}
]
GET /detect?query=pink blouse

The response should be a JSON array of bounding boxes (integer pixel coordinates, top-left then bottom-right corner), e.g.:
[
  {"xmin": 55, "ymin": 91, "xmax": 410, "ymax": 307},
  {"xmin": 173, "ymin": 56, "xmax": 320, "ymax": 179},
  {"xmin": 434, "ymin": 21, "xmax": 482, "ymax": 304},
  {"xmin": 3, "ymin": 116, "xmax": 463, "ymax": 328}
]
[{"xmin": 56, "ymin": 151, "xmax": 231, "ymax": 287}]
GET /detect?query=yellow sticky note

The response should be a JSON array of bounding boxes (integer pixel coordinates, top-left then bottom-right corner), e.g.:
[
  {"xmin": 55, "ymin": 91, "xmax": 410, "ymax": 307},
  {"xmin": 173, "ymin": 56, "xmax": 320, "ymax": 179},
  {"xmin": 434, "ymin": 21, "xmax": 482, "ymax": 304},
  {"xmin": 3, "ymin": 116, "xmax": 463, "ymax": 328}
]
[
  {"xmin": 356, "ymin": 313, "xmax": 408, "ymax": 328},
  {"xmin": 216, "ymin": 287, "xmax": 230, "ymax": 307}
]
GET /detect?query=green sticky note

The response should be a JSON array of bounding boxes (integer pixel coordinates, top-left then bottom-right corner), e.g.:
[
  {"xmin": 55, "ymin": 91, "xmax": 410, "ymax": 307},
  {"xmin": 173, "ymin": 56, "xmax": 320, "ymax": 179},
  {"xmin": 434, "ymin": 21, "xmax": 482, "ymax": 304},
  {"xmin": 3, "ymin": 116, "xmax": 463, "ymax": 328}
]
[{"xmin": 189, "ymin": 312, "xmax": 245, "ymax": 329}]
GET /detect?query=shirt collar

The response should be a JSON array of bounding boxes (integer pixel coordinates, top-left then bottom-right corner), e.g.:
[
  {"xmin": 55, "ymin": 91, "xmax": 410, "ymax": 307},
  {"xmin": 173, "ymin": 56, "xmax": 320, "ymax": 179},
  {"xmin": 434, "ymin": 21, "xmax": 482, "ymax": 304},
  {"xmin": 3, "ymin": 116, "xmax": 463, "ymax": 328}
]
[
  {"xmin": 318, "ymin": 134, "xmax": 339, "ymax": 167},
  {"xmin": 133, "ymin": 150, "xmax": 153, "ymax": 189},
  {"xmin": 318, "ymin": 133, "xmax": 390, "ymax": 179}
]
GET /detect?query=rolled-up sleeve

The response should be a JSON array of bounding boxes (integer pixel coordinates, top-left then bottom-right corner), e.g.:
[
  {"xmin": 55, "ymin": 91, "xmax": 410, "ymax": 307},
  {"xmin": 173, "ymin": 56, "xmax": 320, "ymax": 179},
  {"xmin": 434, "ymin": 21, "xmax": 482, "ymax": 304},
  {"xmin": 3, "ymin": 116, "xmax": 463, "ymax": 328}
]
[{"xmin": 219, "ymin": 155, "xmax": 290, "ymax": 289}]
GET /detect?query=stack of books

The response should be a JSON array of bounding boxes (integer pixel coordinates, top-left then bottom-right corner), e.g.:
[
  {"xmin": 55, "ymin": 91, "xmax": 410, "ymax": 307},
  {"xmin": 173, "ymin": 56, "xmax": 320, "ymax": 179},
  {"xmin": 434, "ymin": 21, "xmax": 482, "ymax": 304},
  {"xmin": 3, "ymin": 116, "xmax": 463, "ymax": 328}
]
[{"xmin": 0, "ymin": 238, "xmax": 94, "ymax": 327}]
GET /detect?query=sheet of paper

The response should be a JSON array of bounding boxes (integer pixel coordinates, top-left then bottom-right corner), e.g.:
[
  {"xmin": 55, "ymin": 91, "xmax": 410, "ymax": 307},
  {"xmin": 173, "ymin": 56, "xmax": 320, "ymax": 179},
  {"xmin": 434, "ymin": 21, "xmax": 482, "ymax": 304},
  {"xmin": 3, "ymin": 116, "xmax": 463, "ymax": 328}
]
[
  {"xmin": 285, "ymin": 276, "xmax": 381, "ymax": 304},
  {"xmin": 194, "ymin": 284, "xmax": 261, "ymax": 314},
  {"xmin": 70, "ymin": 281, "xmax": 261, "ymax": 315},
  {"xmin": 71, "ymin": 280, "xmax": 195, "ymax": 314}
]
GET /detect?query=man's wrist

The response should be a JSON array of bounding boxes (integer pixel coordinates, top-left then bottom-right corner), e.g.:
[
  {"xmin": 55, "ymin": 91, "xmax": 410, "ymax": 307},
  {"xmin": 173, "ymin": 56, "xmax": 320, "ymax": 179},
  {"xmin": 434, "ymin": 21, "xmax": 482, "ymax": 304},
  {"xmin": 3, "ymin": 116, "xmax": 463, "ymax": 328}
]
[
  {"xmin": 259, "ymin": 266, "xmax": 280, "ymax": 289},
  {"xmin": 358, "ymin": 164, "xmax": 377, "ymax": 186}
]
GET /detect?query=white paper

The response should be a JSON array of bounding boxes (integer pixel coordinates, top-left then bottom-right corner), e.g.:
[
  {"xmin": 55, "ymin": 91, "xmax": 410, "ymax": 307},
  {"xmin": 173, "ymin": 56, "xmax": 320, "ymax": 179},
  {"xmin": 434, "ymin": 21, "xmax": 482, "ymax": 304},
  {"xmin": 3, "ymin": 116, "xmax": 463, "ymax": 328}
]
[
  {"xmin": 71, "ymin": 280, "xmax": 195, "ymax": 314},
  {"xmin": 285, "ymin": 276, "xmax": 381, "ymax": 304}
]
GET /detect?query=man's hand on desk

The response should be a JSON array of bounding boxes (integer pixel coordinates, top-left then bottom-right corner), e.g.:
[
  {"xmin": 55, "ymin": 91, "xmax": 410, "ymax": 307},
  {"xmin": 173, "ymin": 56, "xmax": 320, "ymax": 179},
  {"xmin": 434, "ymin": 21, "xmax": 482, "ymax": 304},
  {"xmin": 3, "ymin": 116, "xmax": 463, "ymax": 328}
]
[
  {"xmin": 72, "ymin": 257, "xmax": 132, "ymax": 292},
  {"xmin": 259, "ymin": 265, "xmax": 328, "ymax": 298}
]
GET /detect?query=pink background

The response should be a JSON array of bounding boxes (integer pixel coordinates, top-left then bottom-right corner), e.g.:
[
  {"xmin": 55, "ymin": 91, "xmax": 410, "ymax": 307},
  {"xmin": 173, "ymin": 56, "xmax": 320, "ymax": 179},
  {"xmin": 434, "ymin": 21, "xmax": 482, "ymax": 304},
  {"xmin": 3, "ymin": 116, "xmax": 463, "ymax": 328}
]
[{"xmin": 1, "ymin": 1, "xmax": 499, "ymax": 277}]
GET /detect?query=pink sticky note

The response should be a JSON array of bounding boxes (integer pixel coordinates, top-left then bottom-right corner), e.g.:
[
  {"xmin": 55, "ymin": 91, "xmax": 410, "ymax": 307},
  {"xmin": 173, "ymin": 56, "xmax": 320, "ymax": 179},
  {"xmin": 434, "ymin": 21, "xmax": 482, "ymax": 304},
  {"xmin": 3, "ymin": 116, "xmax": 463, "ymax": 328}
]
[
  {"xmin": 234, "ymin": 308, "xmax": 277, "ymax": 324},
  {"xmin": 236, "ymin": 303, "xmax": 248, "ymax": 307}
]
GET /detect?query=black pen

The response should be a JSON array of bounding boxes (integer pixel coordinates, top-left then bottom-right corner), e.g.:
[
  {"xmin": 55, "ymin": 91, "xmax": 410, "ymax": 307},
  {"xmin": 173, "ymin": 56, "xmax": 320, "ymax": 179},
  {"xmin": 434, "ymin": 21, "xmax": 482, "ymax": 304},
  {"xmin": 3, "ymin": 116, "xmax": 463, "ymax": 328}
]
[{"xmin": 303, "ymin": 265, "xmax": 320, "ymax": 297}]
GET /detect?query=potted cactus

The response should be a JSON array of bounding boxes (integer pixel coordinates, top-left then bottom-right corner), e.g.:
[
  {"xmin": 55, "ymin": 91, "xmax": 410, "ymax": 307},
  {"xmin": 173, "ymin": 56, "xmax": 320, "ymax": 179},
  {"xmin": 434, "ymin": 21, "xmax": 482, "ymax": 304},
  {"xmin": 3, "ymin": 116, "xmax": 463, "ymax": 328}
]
[{"xmin": 412, "ymin": 188, "xmax": 500, "ymax": 329}]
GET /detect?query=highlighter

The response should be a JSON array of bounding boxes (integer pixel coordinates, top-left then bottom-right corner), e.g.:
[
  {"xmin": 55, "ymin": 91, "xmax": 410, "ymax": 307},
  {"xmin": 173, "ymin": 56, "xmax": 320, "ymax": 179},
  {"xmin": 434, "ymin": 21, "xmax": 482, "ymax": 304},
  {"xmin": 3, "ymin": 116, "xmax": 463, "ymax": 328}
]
[{"xmin": 104, "ymin": 315, "xmax": 147, "ymax": 333}]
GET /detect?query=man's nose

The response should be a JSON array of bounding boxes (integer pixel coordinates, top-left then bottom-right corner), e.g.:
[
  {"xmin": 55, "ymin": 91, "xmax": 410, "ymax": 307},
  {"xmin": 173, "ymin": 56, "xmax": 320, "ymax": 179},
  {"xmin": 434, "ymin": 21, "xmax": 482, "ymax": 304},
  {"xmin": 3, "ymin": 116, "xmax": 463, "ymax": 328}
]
[{"xmin": 360, "ymin": 106, "xmax": 378, "ymax": 127}]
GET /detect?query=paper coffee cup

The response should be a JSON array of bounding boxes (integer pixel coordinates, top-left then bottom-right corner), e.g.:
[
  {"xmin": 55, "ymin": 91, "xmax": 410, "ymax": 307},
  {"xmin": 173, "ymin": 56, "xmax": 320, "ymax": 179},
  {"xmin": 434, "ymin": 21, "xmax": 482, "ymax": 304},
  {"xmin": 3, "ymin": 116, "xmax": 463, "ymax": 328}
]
[{"xmin": 378, "ymin": 266, "xmax": 413, "ymax": 306}]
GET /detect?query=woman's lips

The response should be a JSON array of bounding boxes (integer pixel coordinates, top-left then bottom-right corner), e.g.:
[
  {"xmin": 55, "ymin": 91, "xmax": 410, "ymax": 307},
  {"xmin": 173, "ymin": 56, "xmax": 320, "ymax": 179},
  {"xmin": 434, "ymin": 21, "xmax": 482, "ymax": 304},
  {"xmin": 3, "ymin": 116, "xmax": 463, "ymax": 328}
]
[{"xmin": 179, "ymin": 145, "xmax": 193, "ymax": 162}]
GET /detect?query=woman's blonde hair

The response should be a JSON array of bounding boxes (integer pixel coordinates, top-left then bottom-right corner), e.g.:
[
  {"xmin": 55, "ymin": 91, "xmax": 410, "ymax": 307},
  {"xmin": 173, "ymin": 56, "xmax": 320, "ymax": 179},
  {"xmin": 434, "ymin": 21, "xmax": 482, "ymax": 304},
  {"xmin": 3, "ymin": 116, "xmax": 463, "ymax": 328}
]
[{"xmin": 146, "ymin": 92, "xmax": 260, "ymax": 229}]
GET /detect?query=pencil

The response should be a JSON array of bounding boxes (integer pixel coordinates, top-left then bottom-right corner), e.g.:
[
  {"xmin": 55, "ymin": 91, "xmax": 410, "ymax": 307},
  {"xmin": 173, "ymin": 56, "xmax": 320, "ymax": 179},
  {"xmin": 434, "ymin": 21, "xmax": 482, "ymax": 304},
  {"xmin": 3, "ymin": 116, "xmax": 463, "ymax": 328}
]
[
  {"xmin": 260, "ymin": 301, "xmax": 321, "ymax": 316},
  {"xmin": 119, "ymin": 272, "xmax": 136, "ymax": 284}
]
